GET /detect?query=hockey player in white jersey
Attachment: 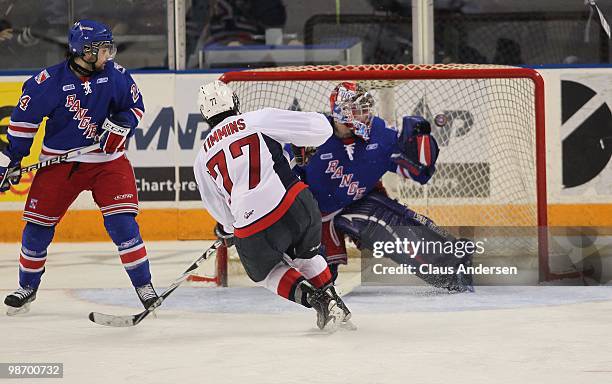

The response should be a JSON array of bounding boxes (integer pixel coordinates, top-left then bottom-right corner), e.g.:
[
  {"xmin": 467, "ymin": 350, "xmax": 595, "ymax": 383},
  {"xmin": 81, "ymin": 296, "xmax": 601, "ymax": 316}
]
[{"xmin": 194, "ymin": 80, "xmax": 353, "ymax": 331}]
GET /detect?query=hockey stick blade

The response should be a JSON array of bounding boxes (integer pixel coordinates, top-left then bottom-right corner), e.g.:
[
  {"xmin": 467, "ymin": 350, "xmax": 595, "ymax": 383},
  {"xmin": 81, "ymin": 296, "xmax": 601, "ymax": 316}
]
[
  {"xmin": 88, "ymin": 298, "xmax": 162, "ymax": 327},
  {"xmin": 89, "ymin": 240, "xmax": 223, "ymax": 327},
  {"xmin": 88, "ymin": 310, "xmax": 143, "ymax": 327}
]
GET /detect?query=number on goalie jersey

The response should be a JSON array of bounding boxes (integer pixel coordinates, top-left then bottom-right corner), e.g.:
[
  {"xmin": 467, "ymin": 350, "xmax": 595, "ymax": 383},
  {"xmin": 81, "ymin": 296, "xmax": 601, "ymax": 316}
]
[
  {"xmin": 194, "ymin": 81, "xmax": 354, "ymax": 331},
  {"xmin": 293, "ymin": 81, "xmax": 473, "ymax": 292}
]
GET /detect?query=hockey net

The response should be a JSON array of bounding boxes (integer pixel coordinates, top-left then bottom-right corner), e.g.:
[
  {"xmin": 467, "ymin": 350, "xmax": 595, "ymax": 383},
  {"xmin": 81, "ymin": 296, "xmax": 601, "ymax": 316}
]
[{"xmin": 190, "ymin": 64, "xmax": 571, "ymax": 285}]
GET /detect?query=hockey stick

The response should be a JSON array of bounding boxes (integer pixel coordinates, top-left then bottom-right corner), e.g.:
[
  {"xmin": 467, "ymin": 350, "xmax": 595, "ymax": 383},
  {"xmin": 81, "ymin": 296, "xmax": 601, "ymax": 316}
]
[
  {"xmin": 89, "ymin": 239, "xmax": 224, "ymax": 327},
  {"xmin": 0, "ymin": 143, "xmax": 100, "ymax": 191}
]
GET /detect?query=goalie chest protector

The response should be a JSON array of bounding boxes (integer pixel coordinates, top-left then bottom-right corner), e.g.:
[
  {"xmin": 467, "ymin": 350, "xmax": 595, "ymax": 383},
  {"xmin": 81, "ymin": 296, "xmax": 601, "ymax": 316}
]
[{"xmin": 297, "ymin": 116, "xmax": 400, "ymax": 213}]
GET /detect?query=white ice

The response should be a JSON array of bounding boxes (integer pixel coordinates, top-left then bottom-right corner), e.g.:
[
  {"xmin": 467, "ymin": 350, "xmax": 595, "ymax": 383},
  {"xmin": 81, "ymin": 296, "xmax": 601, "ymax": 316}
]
[{"xmin": 2, "ymin": 241, "xmax": 612, "ymax": 384}]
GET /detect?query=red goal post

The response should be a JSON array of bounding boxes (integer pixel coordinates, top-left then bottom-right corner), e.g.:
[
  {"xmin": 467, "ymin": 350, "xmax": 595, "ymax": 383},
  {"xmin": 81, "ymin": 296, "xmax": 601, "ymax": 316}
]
[{"xmin": 192, "ymin": 64, "xmax": 577, "ymax": 284}]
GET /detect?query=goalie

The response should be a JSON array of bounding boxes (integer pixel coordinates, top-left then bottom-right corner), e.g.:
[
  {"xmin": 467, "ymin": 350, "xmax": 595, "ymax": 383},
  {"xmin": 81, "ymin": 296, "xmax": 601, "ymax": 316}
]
[{"xmin": 292, "ymin": 82, "xmax": 473, "ymax": 292}]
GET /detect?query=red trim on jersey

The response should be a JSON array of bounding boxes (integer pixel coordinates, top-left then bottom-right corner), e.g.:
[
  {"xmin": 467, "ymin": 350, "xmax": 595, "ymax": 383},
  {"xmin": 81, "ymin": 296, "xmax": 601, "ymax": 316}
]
[
  {"xmin": 23, "ymin": 211, "xmax": 57, "ymax": 226},
  {"xmin": 233, "ymin": 181, "xmax": 307, "ymax": 238},
  {"xmin": 8, "ymin": 124, "xmax": 38, "ymax": 133},
  {"xmin": 341, "ymin": 137, "xmax": 355, "ymax": 145},
  {"xmin": 308, "ymin": 267, "xmax": 333, "ymax": 289},
  {"xmin": 276, "ymin": 268, "xmax": 302, "ymax": 299},
  {"xmin": 19, "ymin": 255, "xmax": 46, "ymax": 270},
  {"xmin": 131, "ymin": 107, "xmax": 143, "ymax": 118},
  {"xmin": 120, "ymin": 246, "xmax": 147, "ymax": 264},
  {"xmin": 101, "ymin": 204, "xmax": 139, "ymax": 216}
]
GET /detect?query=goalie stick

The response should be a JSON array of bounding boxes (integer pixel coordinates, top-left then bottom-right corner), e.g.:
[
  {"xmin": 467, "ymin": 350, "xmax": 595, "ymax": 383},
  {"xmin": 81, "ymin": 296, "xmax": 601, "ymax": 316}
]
[
  {"xmin": 0, "ymin": 143, "xmax": 101, "ymax": 191},
  {"xmin": 89, "ymin": 240, "xmax": 224, "ymax": 327}
]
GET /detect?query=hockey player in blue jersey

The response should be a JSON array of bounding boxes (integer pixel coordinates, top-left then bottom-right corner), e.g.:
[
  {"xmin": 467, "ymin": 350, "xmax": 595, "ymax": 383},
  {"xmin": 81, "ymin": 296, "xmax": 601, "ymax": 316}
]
[
  {"xmin": 1, "ymin": 20, "xmax": 158, "ymax": 315},
  {"xmin": 292, "ymin": 82, "xmax": 473, "ymax": 292}
]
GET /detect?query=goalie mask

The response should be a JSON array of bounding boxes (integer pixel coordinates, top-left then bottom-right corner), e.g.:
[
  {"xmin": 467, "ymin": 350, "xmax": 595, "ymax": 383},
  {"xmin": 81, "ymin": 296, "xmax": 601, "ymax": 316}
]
[
  {"xmin": 330, "ymin": 82, "xmax": 376, "ymax": 141},
  {"xmin": 198, "ymin": 80, "xmax": 240, "ymax": 126}
]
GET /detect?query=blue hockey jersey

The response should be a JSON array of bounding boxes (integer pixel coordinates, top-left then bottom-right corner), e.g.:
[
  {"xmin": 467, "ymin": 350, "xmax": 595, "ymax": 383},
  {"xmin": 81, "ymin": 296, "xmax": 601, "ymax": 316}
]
[
  {"xmin": 6, "ymin": 60, "xmax": 144, "ymax": 163},
  {"xmin": 295, "ymin": 116, "xmax": 404, "ymax": 213}
]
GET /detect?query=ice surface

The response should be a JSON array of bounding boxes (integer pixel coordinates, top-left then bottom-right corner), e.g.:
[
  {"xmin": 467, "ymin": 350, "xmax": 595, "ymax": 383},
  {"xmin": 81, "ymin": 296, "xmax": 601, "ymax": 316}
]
[{"xmin": 2, "ymin": 241, "xmax": 612, "ymax": 384}]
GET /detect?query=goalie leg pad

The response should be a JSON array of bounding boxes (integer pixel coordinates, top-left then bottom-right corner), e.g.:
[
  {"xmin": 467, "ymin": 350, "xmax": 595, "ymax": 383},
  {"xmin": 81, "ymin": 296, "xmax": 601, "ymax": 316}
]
[
  {"xmin": 103, "ymin": 213, "xmax": 151, "ymax": 287},
  {"xmin": 335, "ymin": 192, "xmax": 469, "ymax": 288},
  {"xmin": 18, "ymin": 223, "xmax": 55, "ymax": 289},
  {"xmin": 366, "ymin": 192, "xmax": 455, "ymax": 240}
]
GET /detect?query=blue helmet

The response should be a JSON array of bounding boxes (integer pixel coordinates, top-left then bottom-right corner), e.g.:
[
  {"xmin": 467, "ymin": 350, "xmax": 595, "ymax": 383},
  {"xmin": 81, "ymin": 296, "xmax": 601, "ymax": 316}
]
[{"xmin": 68, "ymin": 20, "xmax": 114, "ymax": 57}]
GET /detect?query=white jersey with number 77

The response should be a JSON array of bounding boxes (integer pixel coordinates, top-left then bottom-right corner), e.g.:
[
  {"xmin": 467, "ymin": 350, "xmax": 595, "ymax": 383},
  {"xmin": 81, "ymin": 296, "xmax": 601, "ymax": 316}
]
[{"xmin": 194, "ymin": 107, "xmax": 332, "ymax": 238}]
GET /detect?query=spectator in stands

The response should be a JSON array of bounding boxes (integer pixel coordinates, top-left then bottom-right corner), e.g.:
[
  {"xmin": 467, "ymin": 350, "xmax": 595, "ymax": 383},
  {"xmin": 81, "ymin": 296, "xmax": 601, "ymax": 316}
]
[
  {"xmin": 492, "ymin": 38, "xmax": 524, "ymax": 65},
  {"xmin": 187, "ymin": 0, "xmax": 287, "ymax": 68},
  {"xmin": 0, "ymin": 19, "xmax": 12, "ymax": 42},
  {"xmin": 437, "ymin": 20, "xmax": 488, "ymax": 64}
]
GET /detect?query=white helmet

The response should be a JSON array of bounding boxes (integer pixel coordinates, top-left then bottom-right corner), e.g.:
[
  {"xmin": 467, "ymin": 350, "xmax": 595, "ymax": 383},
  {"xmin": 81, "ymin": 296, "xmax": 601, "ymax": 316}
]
[{"xmin": 198, "ymin": 80, "xmax": 240, "ymax": 123}]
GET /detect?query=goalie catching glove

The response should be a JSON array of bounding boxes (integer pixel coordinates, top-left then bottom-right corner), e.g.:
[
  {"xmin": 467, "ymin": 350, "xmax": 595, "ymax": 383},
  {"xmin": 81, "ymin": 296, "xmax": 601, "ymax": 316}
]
[
  {"xmin": 99, "ymin": 116, "xmax": 132, "ymax": 153},
  {"xmin": 0, "ymin": 151, "xmax": 21, "ymax": 193},
  {"xmin": 392, "ymin": 116, "xmax": 439, "ymax": 184}
]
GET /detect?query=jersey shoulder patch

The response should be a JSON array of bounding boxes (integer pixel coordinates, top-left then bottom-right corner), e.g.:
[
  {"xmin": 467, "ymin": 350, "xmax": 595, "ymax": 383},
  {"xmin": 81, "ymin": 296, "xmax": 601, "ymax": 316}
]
[
  {"xmin": 34, "ymin": 69, "xmax": 50, "ymax": 84},
  {"xmin": 28, "ymin": 63, "xmax": 64, "ymax": 89},
  {"xmin": 113, "ymin": 62, "xmax": 126, "ymax": 74}
]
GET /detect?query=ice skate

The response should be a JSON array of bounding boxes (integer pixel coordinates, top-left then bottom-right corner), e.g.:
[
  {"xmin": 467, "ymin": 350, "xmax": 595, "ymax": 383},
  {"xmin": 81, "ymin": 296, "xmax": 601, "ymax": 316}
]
[
  {"xmin": 5, "ymin": 287, "xmax": 37, "ymax": 316},
  {"xmin": 328, "ymin": 286, "xmax": 357, "ymax": 330},
  {"xmin": 135, "ymin": 283, "xmax": 160, "ymax": 309},
  {"xmin": 308, "ymin": 285, "xmax": 353, "ymax": 332},
  {"xmin": 447, "ymin": 250, "xmax": 474, "ymax": 293}
]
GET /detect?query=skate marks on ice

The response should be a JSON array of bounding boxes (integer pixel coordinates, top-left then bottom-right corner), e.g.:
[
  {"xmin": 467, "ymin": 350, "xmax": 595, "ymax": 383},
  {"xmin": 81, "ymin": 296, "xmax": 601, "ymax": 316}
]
[
  {"xmin": 3, "ymin": 289, "xmax": 612, "ymax": 384},
  {"xmin": 0, "ymin": 241, "xmax": 217, "ymax": 289},
  {"xmin": 74, "ymin": 285, "xmax": 612, "ymax": 314}
]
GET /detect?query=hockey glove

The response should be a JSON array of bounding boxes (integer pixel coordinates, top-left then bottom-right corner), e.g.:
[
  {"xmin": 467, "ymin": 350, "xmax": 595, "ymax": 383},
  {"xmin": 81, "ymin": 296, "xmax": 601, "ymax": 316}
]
[
  {"xmin": 291, "ymin": 145, "xmax": 317, "ymax": 166},
  {"xmin": 99, "ymin": 117, "xmax": 131, "ymax": 154},
  {"xmin": 393, "ymin": 116, "xmax": 439, "ymax": 185},
  {"xmin": 214, "ymin": 222, "xmax": 235, "ymax": 248},
  {"xmin": 0, "ymin": 151, "xmax": 21, "ymax": 193}
]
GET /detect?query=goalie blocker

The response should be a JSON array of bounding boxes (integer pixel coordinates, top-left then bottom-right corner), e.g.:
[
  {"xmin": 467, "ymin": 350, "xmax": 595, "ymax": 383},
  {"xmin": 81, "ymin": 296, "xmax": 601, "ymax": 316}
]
[{"xmin": 334, "ymin": 191, "xmax": 474, "ymax": 292}]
